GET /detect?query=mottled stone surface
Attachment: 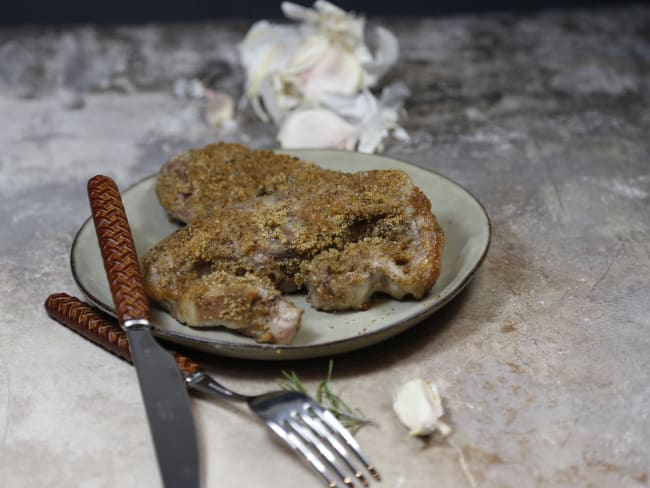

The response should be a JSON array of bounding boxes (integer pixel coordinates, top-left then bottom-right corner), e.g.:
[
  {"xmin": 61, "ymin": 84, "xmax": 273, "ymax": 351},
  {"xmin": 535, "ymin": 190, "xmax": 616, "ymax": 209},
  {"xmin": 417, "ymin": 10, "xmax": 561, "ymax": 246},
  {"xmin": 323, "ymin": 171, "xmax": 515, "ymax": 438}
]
[{"xmin": 1, "ymin": 6, "xmax": 650, "ymax": 487}]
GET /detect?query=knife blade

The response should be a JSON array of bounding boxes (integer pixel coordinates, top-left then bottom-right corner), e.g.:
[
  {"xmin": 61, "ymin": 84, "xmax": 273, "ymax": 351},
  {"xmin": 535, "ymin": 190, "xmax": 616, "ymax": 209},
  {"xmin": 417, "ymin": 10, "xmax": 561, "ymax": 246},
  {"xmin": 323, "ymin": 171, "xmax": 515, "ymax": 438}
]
[{"xmin": 87, "ymin": 175, "xmax": 200, "ymax": 488}]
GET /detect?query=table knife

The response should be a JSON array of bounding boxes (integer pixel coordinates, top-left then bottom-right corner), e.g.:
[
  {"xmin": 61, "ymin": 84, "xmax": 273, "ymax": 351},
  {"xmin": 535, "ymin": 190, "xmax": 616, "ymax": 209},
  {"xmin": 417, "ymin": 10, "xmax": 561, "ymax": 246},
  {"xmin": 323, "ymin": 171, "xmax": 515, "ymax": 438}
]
[{"xmin": 87, "ymin": 175, "xmax": 200, "ymax": 488}]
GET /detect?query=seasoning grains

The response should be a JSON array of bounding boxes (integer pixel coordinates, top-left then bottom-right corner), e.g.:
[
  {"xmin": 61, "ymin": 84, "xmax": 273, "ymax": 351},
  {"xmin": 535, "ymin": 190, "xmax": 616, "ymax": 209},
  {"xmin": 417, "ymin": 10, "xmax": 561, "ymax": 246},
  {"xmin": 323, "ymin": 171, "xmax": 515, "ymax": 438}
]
[
  {"xmin": 143, "ymin": 143, "xmax": 443, "ymax": 343},
  {"xmin": 156, "ymin": 143, "xmax": 331, "ymax": 222}
]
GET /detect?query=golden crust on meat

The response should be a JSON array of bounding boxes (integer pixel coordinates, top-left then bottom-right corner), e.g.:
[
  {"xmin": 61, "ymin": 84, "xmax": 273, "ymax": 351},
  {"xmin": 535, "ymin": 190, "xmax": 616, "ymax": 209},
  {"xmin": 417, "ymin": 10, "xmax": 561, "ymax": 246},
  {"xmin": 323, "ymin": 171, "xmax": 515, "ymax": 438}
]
[
  {"xmin": 144, "ymin": 143, "xmax": 444, "ymax": 343},
  {"xmin": 156, "ymin": 142, "xmax": 333, "ymax": 222}
]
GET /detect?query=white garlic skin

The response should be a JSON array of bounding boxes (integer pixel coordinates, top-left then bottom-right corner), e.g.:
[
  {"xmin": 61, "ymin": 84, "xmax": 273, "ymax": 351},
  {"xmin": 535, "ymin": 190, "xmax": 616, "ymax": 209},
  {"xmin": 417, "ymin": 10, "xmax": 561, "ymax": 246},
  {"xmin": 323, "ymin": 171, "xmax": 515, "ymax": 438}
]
[{"xmin": 393, "ymin": 379, "xmax": 448, "ymax": 437}]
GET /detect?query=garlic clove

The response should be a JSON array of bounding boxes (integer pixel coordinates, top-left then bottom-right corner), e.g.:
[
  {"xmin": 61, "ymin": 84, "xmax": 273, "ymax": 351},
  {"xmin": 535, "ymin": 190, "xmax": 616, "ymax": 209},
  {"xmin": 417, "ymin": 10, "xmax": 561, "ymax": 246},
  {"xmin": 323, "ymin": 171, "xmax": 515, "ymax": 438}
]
[
  {"xmin": 203, "ymin": 90, "xmax": 235, "ymax": 127},
  {"xmin": 393, "ymin": 379, "xmax": 451, "ymax": 437},
  {"xmin": 296, "ymin": 46, "xmax": 363, "ymax": 100},
  {"xmin": 278, "ymin": 108, "xmax": 358, "ymax": 150},
  {"xmin": 286, "ymin": 34, "xmax": 330, "ymax": 75},
  {"xmin": 239, "ymin": 21, "xmax": 301, "ymax": 100}
]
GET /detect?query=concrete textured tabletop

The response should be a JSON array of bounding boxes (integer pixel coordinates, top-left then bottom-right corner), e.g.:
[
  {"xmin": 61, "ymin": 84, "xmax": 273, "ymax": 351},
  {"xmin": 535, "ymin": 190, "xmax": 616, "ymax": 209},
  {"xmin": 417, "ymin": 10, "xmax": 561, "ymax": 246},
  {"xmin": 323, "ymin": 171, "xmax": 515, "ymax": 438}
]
[{"xmin": 1, "ymin": 5, "xmax": 649, "ymax": 487}]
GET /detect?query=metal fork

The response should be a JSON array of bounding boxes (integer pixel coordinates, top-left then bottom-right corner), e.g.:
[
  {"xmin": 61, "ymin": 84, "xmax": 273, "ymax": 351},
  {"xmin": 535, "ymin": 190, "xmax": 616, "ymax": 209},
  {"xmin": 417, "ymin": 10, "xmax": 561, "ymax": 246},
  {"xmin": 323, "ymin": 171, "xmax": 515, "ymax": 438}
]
[
  {"xmin": 45, "ymin": 293, "xmax": 380, "ymax": 488},
  {"xmin": 187, "ymin": 371, "xmax": 380, "ymax": 488}
]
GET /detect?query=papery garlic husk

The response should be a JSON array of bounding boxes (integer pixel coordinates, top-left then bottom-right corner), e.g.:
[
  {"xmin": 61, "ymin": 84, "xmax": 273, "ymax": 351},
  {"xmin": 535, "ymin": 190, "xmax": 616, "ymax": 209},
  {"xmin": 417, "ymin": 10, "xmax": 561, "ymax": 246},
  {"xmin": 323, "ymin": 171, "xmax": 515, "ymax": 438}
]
[
  {"xmin": 258, "ymin": 76, "xmax": 301, "ymax": 125},
  {"xmin": 317, "ymin": 82, "xmax": 410, "ymax": 153},
  {"xmin": 357, "ymin": 82, "xmax": 411, "ymax": 152},
  {"xmin": 393, "ymin": 379, "xmax": 452, "ymax": 437},
  {"xmin": 278, "ymin": 108, "xmax": 358, "ymax": 150},
  {"xmin": 361, "ymin": 26, "xmax": 399, "ymax": 88},
  {"xmin": 282, "ymin": 1, "xmax": 365, "ymax": 51}
]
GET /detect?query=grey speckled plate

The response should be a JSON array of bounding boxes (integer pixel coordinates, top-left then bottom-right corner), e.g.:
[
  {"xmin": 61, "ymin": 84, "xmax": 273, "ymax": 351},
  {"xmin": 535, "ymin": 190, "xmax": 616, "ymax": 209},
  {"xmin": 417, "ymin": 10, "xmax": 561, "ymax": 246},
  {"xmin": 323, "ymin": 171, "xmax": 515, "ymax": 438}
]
[{"xmin": 71, "ymin": 150, "xmax": 490, "ymax": 360}]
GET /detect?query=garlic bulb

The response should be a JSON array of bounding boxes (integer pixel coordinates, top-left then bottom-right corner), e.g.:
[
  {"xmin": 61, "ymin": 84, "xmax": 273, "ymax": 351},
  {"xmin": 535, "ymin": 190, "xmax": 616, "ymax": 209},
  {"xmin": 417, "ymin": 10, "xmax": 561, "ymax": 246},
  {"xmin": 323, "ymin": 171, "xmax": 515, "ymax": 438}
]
[
  {"xmin": 393, "ymin": 379, "xmax": 452, "ymax": 437},
  {"xmin": 238, "ymin": 1, "xmax": 407, "ymax": 153}
]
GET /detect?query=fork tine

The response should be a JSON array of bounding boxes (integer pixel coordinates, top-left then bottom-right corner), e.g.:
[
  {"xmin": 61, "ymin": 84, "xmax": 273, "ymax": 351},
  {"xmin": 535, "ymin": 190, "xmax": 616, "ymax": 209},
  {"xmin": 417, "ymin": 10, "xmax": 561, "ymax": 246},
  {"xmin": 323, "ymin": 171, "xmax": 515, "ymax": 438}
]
[
  {"xmin": 267, "ymin": 421, "xmax": 340, "ymax": 487},
  {"xmin": 311, "ymin": 406, "xmax": 381, "ymax": 481},
  {"xmin": 287, "ymin": 417, "xmax": 356, "ymax": 487},
  {"xmin": 299, "ymin": 412, "xmax": 369, "ymax": 487}
]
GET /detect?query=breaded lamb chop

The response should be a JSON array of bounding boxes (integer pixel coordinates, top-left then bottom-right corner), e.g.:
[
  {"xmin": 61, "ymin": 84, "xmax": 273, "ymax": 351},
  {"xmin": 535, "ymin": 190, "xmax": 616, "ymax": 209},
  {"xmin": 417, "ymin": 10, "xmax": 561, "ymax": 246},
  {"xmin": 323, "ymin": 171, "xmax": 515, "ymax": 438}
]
[{"xmin": 144, "ymin": 144, "xmax": 444, "ymax": 344}]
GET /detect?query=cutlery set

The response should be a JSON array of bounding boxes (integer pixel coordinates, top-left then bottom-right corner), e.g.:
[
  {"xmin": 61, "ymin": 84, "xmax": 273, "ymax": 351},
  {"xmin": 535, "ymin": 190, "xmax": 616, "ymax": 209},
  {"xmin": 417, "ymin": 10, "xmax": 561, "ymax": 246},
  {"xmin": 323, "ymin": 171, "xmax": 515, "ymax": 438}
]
[{"xmin": 45, "ymin": 175, "xmax": 379, "ymax": 487}]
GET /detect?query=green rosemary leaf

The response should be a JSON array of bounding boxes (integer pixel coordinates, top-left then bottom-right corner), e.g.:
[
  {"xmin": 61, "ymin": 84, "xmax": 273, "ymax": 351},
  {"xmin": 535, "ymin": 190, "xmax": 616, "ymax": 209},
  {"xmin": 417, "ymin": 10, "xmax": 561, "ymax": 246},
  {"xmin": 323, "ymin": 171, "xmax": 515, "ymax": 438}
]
[
  {"xmin": 277, "ymin": 370, "xmax": 307, "ymax": 393},
  {"xmin": 277, "ymin": 359, "xmax": 371, "ymax": 433}
]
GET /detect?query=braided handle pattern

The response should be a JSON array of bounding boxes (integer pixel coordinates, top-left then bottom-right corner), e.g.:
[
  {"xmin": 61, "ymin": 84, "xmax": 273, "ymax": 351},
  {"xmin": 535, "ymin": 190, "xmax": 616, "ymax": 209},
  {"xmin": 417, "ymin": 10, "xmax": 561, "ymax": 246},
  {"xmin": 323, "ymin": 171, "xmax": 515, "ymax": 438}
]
[
  {"xmin": 45, "ymin": 292, "xmax": 132, "ymax": 361},
  {"xmin": 44, "ymin": 293, "xmax": 203, "ymax": 376},
  {"xmin": 88, "ymin": 175, "xmax": 150, "ymax": 325}
]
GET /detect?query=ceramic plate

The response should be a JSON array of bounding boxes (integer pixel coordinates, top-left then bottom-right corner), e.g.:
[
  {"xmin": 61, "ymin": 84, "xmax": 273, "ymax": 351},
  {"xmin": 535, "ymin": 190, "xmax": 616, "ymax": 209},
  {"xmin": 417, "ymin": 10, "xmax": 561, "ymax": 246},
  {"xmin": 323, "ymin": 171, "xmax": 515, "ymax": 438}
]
[{"xmin": 71, "ymin": 149, "xmax": 490, "ymax": 360}]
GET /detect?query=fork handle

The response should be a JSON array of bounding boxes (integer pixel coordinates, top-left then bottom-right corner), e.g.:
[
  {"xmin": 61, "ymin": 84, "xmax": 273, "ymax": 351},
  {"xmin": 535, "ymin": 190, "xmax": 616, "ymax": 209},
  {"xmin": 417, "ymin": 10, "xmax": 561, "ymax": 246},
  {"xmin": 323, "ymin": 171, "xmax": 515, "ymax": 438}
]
[
  {"xmin": 44, "ymin": 293, "xmax": 203, "ymax": 376},
  {"xmin": 87, "ymin": 175, "xmax": 150, "ymax": 326}
]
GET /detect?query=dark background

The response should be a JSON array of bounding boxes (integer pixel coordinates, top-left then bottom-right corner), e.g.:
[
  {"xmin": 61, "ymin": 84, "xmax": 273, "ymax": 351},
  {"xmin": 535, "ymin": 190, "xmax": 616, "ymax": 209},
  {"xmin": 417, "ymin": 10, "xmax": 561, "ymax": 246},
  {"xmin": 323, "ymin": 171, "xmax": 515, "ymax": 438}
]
[{"xmin": 2, "ymin": 0, "xmax": 643, "ymax": 25}]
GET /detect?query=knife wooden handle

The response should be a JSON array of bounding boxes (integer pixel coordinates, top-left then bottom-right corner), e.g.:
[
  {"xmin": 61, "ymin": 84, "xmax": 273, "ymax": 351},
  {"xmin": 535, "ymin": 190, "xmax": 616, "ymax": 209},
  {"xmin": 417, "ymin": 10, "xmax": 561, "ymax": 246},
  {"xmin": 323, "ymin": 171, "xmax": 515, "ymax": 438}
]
[
  {"xmin": 87, "ymin": 175, "xmax": 150, "ymax": 326},
  {"xmin": 45, "ymin": 293, "xmax": 203, "ymax": 376}
]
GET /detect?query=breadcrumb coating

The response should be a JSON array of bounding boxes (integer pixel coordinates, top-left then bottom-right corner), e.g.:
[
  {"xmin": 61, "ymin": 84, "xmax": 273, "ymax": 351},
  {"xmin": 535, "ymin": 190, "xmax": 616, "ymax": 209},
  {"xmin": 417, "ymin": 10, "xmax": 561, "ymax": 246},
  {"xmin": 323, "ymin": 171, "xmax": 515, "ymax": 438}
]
[{"xmin": 144, "ymin": 143, "xmax": 444, "ymax": 343}]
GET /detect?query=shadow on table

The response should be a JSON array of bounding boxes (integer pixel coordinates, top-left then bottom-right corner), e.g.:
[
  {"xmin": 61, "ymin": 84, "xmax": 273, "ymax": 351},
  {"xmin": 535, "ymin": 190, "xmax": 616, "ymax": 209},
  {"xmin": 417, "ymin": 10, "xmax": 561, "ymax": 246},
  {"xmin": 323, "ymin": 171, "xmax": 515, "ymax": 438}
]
[{"xmin": 180, "ymin": 277, "xmax": 487, "ymax": 387}]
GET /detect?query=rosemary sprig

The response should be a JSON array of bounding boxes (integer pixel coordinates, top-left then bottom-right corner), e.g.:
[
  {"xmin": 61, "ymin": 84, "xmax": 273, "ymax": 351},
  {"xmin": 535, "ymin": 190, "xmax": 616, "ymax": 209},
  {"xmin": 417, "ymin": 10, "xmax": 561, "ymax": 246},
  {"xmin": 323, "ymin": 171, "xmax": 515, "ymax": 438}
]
[
  {"xmin": 277, "ymin": 369, "xmax": 307, "ymax": 394},
  {"xmin": 278, "ymin": 359, "xmax": 371, "ymax": 434}
]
